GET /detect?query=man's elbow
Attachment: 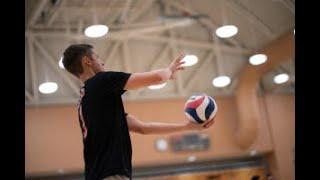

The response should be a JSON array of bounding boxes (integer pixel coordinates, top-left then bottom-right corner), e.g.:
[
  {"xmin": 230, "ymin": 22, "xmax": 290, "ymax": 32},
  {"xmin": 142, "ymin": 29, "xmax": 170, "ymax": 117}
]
[{"xmin": 139, "ymin": 124, "xmax": 150, "ymax": 135}]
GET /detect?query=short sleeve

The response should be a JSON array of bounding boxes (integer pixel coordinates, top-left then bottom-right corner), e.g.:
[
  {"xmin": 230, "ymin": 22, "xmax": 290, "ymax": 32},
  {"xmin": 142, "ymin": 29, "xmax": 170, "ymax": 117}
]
[{"xmin": 99, "ymin": 71, "xmax": 131, "ymax": 94}]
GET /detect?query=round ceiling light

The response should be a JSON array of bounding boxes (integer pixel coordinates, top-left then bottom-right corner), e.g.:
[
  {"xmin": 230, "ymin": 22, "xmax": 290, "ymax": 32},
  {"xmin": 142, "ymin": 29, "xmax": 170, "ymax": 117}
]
[
  {"xmin": 84, "ymin": 24, "xmax": 109, "ymax": 38},
  {"xmin": 39, "ymin": 82, "xmax": 58, "ymax": 94},
  {"xmin": 148, "ymin": 83, "xmax": 167, "ymax": 90},
  {"xmin": 249, "ymin": 54, "xmax": 268, "ymax": 65},
  {"xmin": 59, "ymin": 57, "xmax": 64, "ymax": 69},
  {"xmin": 181, "ymin": 55, "xmax": 198, "ymax": 67},
  {"xmin": 216, "ymin": 25, "xmax": 238, "ymax": 38},
  {"xmin": 212, "ymin": 76, "xmax": 231, "ymax": 88},
  {"xmin": 273, "ymin": 73, "xmax": 289, "ymax": 84}
]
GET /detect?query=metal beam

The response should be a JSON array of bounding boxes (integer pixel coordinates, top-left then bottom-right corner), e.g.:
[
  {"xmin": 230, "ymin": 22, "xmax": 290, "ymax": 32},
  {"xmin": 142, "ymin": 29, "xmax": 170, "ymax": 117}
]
[
  {"xmin": 33, "ymin": 38, "xmax": 80, "ymax": 96},
  {"xmin": 168, "ymin": 28, "xmax": 184, "ymax": 95},
  {"xmin": 127, "ymin": 0, "xmax": 154, "ymax": 23},
  {"xmin": 166, "ymin": 0, "xmax": 245, "ymax": 48},
  {"xmin": 77, "ymin": 19, "xmax": 83, "ymax": 43},
  {"xmin": 131, "ymin": 45, "xmax": 171, "ymax": 99},
  {"xmin": 147, "ymin": 45, "xmax": 170, "ymax": 71},
  {"xmin": 59, "ymin": 6, "xmax": 139, "ymax": 12},
  {"xmin": 82, "ymin": 0, "xmax": 90, "ymax": 6},
  {"xmin": 103, "ymin": 0, "xmax": 128, "ymax": 25},
  {"xmin": 25, "ymin": 89, "xmax": 34, "ymax": 102},
  {"xmin": 108, "ymin": 11, "xmax": 122, "ymax": 25},
  {"xmin": 213, "ymin": 35, "xmax": 224, "ymax": 75},
  {"xmin": 27, "ymin": 34, "xmax": 39, "ymax": 100},
  {"xmin": 122, "ymin": 40, "xmax": 131, "ymax": 72},
  {"xmin": 118, "ymin": 0, "xmax": 132, "ymax": 23},
  {"xmin": 46, "ymin": 9, "xmax": 60, "ymax": 27},
  {"xmin": 170, "ymin": 45, "xmax": 184, "ymax": 95},
  {"xmin": 133, "ymin": 35, "xmax": 251, "ymax": 54},
  {"xmin": 225, "ymin": 0, "xmax": 275, "ymax": 38},
  {"xmin": 30, "ymin": 30, "xmax": 251, "ymax": 54},
  {"xmin": 46, "ymin": 0, "xmax": 65, "ymax": 26},
  {"xmin": 32, "ymin": 21, "xmax": 166, "ymax": 31},
  {"xmin": 279, "ymin": 0, "xmax": 295, "ymax": 14},
  {"xmin": 122, "ymin": 39, "xmax": 136, "ymax": 99},
  {"xmin": 227, "ymin": 76, "xmax": 239, "ymax": 93},
  {"xmin": 165, "ymin": 2, "xmax": 184, "ymax": 95},
  {"xmin": 31, "ymin": 19, "xmax": 196, "ymax": 40},
  {"xmin": 64, "ymin": 9, "xmax": 71, "ymax": 43},
  {"xmin": 184, "ymin": 51, "xmax": 215, "ymax": 91},
  {"xmin": 108, "ymin": 19, "xmax": 196, "ymax": 39},
  {"xmin": 105, "ymin": 41, "xmax": 121, "ymax": 69},
  {"xmin": 226, "ymin": 68, "xmax": 243, "ymax": 92},
  {"xmin": 28, "ymin": 0, "xmax": 49, "ymax": 27},
  {"xmin": 29, "ymin": 31, "xmax": 112, "ymax": 40},
  {"xmin": 104, "ymin": 0, "xmax": 121, "ymax": 24}
]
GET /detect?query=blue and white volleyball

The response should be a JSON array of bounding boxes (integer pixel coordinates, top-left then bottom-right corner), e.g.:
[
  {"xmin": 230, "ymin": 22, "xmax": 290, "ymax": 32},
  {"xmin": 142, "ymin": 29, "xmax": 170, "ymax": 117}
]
[{"xmin": 184, "ymin": 94, "xmax": 218, "ymax": 124}]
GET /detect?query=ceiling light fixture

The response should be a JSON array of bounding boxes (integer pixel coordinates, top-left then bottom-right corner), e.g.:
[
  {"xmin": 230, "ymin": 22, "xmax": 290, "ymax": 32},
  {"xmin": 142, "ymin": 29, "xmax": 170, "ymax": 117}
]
[
  {"xmin": 58, "ymin": 57, "xmax": 64, "ymax": 69},
  {"xmin": 212, "ymin": 76, "xmax": 231, "ymax": 88},
  {"xmin": 181, "ymin": 55, "xmax": 198, "ymax": 67},
  {"xmin": 273, "ymin": 73, "xmax": 289, "ymax": 84},
  {"xmin": 249, "ymin": 54, "xmax": 268, "ymax": 65},
  {"xmin": 216, "ymin": 25, "xmax": 238, "ymax": 38},
  {"xmin": 39, "ymin": 82, "xmax": 58, "ymax": 94},
  {"xmin": 148, "ymin": 83, "xmax": 167, "ymax": 90},
  {"xmin": 84, "ymin": 24, "xmax": 109, "ymax": 38}
]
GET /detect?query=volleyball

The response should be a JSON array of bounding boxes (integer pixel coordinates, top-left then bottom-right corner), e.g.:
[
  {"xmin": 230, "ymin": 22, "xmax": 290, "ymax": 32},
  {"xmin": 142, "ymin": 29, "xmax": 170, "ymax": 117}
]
[{"xmin": 184, "ymin": 94, "xmax": 218, "ymax": 124}]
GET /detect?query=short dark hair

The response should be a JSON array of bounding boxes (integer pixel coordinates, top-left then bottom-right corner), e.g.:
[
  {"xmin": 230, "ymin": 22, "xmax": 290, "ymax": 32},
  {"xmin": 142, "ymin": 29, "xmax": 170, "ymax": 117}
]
[{"xmin": 62, "ymin": 44, "xmax": 93, "ymax": 78}]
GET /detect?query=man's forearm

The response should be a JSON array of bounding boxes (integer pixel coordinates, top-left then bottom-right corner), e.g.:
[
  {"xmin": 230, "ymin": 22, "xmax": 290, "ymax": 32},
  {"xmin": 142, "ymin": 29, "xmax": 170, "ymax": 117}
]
[
  {"xmin": 151, "ymin": 68, "xmax": 172, "ymax": 84},
  {"xmin": 142, "ymin": 122, "xmax": 190, "ymax": 134},
  {"xmin": 127, "ymin": 114, "xmax": 210, "ymax": 135}
]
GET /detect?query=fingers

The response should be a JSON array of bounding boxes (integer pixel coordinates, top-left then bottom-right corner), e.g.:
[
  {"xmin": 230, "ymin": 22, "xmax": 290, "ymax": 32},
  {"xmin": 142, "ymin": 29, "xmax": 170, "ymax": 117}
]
[
  {"xmin": 203, "ymin": 117, "xmax": 216, "ymax": 128},
  {"xmin": 203, "ymin": 118, "xmax": 213, "ymax": 127},
  {"xmin": 175, "ymin": 52, "xmax": 186, "ymax": 63},
  {"xmin": 173, "ymin": 61, "xmax": 185, "ymax": 71},
  {"xmin": 203, "ymin": 119, "xmax": 215, "ymax": 128},
  {"xmin": 170, "ymin": 66, "xmax": 184, "ymax": 80},
  {"xmin": 176, "ymin": 66, "xmax": 185, "ymax": 71},
  {"xmin": 178, "ymin": 61, "xmax": 185, "ymax": 65}
]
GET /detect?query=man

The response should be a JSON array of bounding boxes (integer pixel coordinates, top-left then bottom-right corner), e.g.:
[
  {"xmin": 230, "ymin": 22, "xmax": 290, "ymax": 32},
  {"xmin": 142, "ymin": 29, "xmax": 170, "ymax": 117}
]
[{"xmin": 62, "ymin": 44, "xmax": 215, "ymax": 180}]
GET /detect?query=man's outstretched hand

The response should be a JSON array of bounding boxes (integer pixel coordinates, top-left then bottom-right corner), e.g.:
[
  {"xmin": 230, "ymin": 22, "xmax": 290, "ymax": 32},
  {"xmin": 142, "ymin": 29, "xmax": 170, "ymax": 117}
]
[
  {"xmin": 168, "ymin": 52, "xmax": 186, "ymax": 80},
  {"xmin": 185, "ymin": 117, "xmax": 216, "ymax": 131}
]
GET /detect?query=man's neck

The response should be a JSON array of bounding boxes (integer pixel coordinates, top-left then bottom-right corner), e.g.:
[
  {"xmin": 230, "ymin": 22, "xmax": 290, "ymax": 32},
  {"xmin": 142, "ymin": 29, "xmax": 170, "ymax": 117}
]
[{"xmin": 79, "ymin": 71, "xmax": 96, "ymax": 83}]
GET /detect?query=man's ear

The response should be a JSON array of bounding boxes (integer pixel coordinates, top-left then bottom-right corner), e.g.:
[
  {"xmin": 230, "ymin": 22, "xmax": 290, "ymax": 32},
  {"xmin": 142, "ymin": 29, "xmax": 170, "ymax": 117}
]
[{"xmin": 82, "ymin": 56, "xmax": 91, "ymax": 66}]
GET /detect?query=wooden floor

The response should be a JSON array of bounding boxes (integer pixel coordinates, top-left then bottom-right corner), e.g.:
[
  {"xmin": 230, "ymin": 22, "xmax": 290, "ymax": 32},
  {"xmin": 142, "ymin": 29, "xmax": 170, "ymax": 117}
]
[
  {"xmin": 26, "ymin": 157, "xmax": 268, "ymax": 180},
  {"xmin": 137, "ymin": 166, "xmax": 267, "ymax": 180}
]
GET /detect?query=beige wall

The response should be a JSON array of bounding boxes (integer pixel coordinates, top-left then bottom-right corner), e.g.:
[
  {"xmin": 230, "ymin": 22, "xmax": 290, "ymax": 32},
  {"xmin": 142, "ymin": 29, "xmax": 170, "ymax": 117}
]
[
  {"xmin": 125, "ymin": 96, "xmax": 273, "ymax": 167},
  {"xmin": 25, "ymin": 94, "xmax": 293, "ymax": 178},
  {"xmin": 264, "ymin": 95, "xmax": 295, "ymax": 180},
  {"xmin": 25, "ymin": 106, "xmax": 84, "ymax": 174}
]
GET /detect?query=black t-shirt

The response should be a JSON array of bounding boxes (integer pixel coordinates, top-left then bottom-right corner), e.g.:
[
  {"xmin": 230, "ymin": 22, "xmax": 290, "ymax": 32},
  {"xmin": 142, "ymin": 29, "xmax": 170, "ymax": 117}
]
[{"xmin": 77, "ymin": 71, "xmax": 132, "ymax": 180}]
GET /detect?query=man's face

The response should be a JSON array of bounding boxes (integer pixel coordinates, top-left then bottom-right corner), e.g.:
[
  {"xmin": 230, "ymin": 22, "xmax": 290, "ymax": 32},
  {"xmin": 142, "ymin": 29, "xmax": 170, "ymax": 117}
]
[{"xmin": 89, "ymin": 50, "xmax": 105, "ymax": 73}]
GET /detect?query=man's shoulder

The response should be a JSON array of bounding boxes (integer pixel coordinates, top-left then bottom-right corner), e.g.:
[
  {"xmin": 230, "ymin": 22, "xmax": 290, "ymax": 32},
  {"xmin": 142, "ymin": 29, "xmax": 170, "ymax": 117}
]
[
  {"xmin": 91, "ymin": 71, "xmax": 117, "ymax": 80},
  {"xmin": 97, "ymin": 71, "xmax": 127, "ymax": 76},
  {"xmin": 86, "ymin": 71, "xmax": 129, "ymax": 85}
]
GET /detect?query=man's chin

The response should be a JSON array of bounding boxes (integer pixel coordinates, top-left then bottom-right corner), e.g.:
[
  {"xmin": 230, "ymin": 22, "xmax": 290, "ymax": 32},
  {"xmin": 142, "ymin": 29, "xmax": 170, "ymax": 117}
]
[{"xmin": 94, "ymin": 70, "xmax": 104, "ymax": 74}]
